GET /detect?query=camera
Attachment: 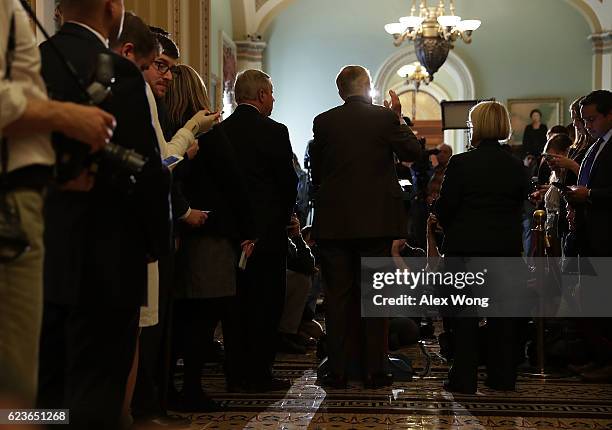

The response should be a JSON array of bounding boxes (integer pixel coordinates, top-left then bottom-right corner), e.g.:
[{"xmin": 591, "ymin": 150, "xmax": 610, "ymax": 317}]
[{"xmin": 54, "ymin": 54, "xmax": 147, "ymax": 183}]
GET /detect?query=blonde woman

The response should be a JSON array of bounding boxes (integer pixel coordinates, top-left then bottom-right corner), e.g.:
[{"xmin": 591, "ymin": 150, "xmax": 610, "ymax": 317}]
[
  {"xmin": 165, "ymin": 65, "xmax": 255, "ymax": 407},
  {"xmin": 435, "ymin": 101, "xmax": 529, "ymax": 394}
]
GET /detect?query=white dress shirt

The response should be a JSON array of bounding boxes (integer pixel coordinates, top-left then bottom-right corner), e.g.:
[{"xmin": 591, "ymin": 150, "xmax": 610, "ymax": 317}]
[
  {"xmin": 0, "ymin": 0, "xmax": 54, "ymax": 172},
  {"xmin": 144, "ymin": 82, "xmax": 194, "ymax": 159}
]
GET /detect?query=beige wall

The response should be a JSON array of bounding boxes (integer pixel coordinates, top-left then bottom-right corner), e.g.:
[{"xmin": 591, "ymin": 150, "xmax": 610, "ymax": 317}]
[{"xmin": 124, "ymin": 0, "xmax": 211, "ymax": 82}]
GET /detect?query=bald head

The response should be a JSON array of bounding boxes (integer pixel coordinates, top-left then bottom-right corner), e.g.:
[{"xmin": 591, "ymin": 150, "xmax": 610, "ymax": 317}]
[
  {"xmin": 336, "ymin": 65, "xmax": 371, "ymax": 100},
  {"xmin": 436, "ymin": 143, "xmax": 453, "ymax": 167}
]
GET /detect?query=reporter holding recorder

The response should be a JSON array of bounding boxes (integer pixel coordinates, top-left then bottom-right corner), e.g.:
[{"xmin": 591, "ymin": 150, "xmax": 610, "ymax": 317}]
[
  {"xmin": 166, "ymin": 64, "xmax": 255, "ymax": 408},
  {"xmin": 0, "ymin": 0, "xmax": 114, "ymax": 406}
]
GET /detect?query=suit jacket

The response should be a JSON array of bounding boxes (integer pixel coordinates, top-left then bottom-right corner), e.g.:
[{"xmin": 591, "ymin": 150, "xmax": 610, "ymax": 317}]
[
  {"xmin": 219, "ymin": 104, "xmax": 297, "ymax": 250},
  {"xmin": 310, "ymin": 95, "xmax": 421, "ymax": 240},
  {"xmin": 435, "ymin": 139, "xmax": 529, "ymax": 256},
  {"xmin": 182, "ymin": 125, "xmax": 255, "ymax": 242},
  {"xmin": 40, "ymin": 23, "xmax": 171, "ymax": 308},
  {"xmin": 576, "ymin": 134, "xmax": 612, "ymax": 256}
]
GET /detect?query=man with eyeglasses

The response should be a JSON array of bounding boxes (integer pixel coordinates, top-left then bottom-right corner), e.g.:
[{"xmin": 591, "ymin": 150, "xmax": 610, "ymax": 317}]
[{"xmin": 130, "ymin": 25, "xmax": 222, "ymax": 421}]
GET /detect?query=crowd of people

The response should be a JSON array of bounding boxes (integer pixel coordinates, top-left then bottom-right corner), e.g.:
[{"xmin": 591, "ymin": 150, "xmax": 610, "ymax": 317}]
[{"xmin": 1, "ymin": 0, "xmax": 612, "ymax": 429}]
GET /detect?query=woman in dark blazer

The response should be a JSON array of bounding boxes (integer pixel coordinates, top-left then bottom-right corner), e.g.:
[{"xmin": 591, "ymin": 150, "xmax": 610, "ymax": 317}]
[
  {"xmin": 435, "ymin": 101, "xmax": 529, "ymax": 394},
  {"xmin": 165, "ymin": 65, "xmax": 255, "ymax": 408}
]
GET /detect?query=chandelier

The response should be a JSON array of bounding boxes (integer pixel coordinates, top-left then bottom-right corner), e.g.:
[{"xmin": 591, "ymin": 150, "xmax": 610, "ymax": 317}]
[
  {"xmin": 397, "ymin": 62, "xmax": 430, "ymax": 120},
  {"xmin": 385, "ymin": 0, "xmax": 481, "ymax": 79}
]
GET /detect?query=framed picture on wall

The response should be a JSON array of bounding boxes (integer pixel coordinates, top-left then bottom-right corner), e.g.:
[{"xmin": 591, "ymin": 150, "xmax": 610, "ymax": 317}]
[
  {"xmin": 507, "ymin": 98, "xmax": 564, "ymax": 147},
  {"xmin": 209, "ymin": 73, "xmax": 219, "ymax": 112},
  {"xmin": 219, "ymin": 31, "xmax": 237, "ymax": 118}
]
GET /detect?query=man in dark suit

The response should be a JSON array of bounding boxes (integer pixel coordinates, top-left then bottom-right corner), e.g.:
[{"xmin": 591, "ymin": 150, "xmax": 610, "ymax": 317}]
[
  {"xmin": 565, "ymin": 90, "xmax": 612, "ymax": 382},
  {"xmin": 36, "ymin": 1, "xmax": 170, "ymax": 428},
  {"xmin": 310, "ymin": 65, "xmax": 421, "ymax": 388},
  {"xmin": 219, "ymin": 69, "xmax": 297, "ymax": 392},
  {"xmin": 566, "ymin": 90, "xmax": 612, "ymax": 257}
]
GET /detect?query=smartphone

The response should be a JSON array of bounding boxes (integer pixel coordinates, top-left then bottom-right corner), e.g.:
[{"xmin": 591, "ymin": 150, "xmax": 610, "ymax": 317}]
[
  {"xmin": 551, "ymin": 181, "xmax": 571, "ymax": 193},
  {"xmin": 162, "ymin": 155, "xmax": 183, "ymax": 169}
]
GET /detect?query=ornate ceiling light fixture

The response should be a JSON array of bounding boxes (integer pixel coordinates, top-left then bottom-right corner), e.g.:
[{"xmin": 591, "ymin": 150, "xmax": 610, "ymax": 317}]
[
  {"xmin": 397, "ymin": 62, "xmax": 430, "ymax": 120},
  {"xmin": 385, "ymin": 0, "xmax": 481, "ymax": 79}
]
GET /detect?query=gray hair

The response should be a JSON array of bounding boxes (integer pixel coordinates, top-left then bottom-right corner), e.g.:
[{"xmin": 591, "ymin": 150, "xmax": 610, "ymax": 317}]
[
  {"xmin": 336, "ymin": 65, "xmax": 371, "ymax": 99},
  {"xmin": 234, "ymin": 69, "xmax": 272, "ymax": 103}
]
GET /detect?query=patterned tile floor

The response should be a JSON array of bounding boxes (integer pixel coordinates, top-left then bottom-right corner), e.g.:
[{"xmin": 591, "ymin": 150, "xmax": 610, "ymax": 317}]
[{"xmin": 161, "ymin": 341, "xmax": 612, "ymax": 430}]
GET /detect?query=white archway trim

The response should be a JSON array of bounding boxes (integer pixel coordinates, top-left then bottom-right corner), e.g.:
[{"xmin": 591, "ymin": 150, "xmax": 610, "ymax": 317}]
[
  {"xmin": 372, "ymin": 46, "xmax": 475, "ymax": 104},
  {"xmin": 564, "ymin": 0, "xmax": 605, "ymax": 33},
  {"xmin": 389, "ymin": 81, "xmax": 451, "ymax": 104}
]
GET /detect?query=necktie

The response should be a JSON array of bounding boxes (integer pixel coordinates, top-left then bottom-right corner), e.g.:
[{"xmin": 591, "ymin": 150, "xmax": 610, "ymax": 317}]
[{"xmin": 577, "ymin": 138, "xmax": 604, "ymax": 186}]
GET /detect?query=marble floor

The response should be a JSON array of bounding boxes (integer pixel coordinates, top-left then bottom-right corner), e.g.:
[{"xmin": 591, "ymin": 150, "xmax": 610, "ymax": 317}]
[{"xmin": 156, "ymin": 339, "xmax": 612, "ymax": 430}]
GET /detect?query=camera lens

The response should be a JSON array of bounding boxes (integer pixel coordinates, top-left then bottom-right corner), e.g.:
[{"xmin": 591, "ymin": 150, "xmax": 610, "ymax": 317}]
[{"xmin": 102, "ymin": 143, "xmax": 147, "ymax": 173}]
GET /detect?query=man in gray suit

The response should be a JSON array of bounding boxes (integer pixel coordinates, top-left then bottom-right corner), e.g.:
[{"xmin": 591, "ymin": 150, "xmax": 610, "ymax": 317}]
[{"xmin": 310, "ymin": 65, "xmax": 421, "ymax": 388}]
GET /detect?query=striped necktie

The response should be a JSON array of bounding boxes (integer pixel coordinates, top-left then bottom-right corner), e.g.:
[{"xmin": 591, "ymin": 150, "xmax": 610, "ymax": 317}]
[{"xmin": 577, "ymin": 138, "xmax": 604, "ymax": 186}]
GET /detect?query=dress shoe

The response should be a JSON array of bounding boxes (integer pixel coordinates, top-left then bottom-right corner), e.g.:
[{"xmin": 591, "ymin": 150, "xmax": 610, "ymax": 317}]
[
  {"xmin": 226, "ymin": 379, "xmax": 248, "ymax": 393},
  {"xmin": 581, "ymin": 363, "xmax": 612, "ymax": 382},
  {"xmin": 363, "ymin": 372, "xmax": 393, "ymax": 389},
  {"xmin": 277, "ymin": 334, "xmax": 307, "ymax": 354},
  {"xmin": 318, "ymin": 373, "xmax": 347, "ymax": 389},
  {"xmin": 443, "ymin": 379, "xmax": 476, "ymax": 395},
  {"xmin": 484, "ymin": 379, "xmax": 515, "ymax": 391},
  {"xmin": 568, "ymin": 361, "xmax": 600, "ymax": 375},
  {"xmin": 203, "ymin": 339, "xmax": 225, "ymax": 363},
  {"xmin": 299, "ymin": 319, "xmax": 324, "ymax": 339},
  {"xmin": 248, "ymin": 377, "xmax": 292, "ymax": 392}
]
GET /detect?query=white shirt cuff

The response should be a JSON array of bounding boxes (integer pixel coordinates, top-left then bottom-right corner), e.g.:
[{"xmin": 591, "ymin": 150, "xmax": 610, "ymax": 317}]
[{"xmin": 179, "ymin": 207, "xmax": 192, "ymax": 220}]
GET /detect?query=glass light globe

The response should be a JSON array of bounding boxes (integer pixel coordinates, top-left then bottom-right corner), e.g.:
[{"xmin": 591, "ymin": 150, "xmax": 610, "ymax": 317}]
[
  {"xmin": 457, "ymin": 19, "xmax": 481, "ymax": 31},
  {"xmin": 399, "ymin": 15, "xmax": 425, "ymax": 29},
  {"xmin": 384, "ymin": 22, "xmax": 407, "ymax": 35},
  {"xmin": 437, "ymin": 15, "xmax": 462, "ymax": 28},
  {"xmin": 398, "ymin": 64, "xmax": 417, "ymax": 78}
]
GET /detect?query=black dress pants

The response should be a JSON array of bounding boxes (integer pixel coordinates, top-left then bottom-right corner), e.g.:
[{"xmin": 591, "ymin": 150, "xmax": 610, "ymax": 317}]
[
  {"xmin": 173, "ymin": 296, "xmax": 242, "ymax": 393},
  {"xmin": 37, "ymin": 302, "xmax": 139, "ymax": 430},
  {"xmin": 237, "ymin": 245, "xmax": 287, "ymax": 385},
  {"xmin": 448, "ymin": 317, "xmax": 519, "ymax": 392},
  {"xmin": 317, "ymin": 238, "xmax": 391, "ymax": 380}
]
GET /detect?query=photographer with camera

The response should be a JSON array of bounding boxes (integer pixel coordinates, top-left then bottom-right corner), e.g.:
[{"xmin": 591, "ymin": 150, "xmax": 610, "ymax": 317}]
[
  {"xmin": 404, "ymin": 139, "xmax": 450, "ymax": 249},
  {"xmin": 0, "ymin": 0, "xmax": 116, "ymax": 408},
  {"xmin": 35, "ymin": 1, "xmax": 172, "ymax": 428}
]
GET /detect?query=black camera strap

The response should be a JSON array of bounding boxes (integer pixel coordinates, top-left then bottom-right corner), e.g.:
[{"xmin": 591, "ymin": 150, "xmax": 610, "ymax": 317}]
[{"xmin": 1, "ymin": 12, "xmax": 17, "ymax": 188}]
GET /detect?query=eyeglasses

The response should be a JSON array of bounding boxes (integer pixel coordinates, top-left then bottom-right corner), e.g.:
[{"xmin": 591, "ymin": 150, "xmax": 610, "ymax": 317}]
[
  {"xmin": 582, "ymin": 115, "xmax": 600, "ymax": 124},
  {"xmin": 152, "ymin": 60, "xmax": 175, "ymax": 75}
]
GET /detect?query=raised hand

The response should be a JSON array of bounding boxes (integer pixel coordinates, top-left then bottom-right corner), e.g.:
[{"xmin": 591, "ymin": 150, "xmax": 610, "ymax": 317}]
[{"xmin": 384, "ymin": 90, "xmax": 402, "ymax": 119}]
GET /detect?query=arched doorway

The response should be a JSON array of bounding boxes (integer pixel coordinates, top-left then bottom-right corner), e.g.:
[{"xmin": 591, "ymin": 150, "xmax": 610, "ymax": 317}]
[
  {"xmin": 396, "ymin": 87, "xmax": 444, "ymax": 149},
  {"xmin": 372, "ymin": 46, "xmax": 475, "ymax": 153}
]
